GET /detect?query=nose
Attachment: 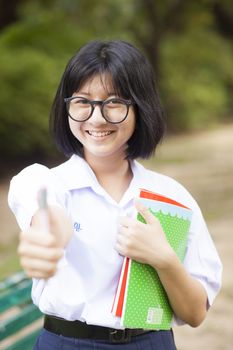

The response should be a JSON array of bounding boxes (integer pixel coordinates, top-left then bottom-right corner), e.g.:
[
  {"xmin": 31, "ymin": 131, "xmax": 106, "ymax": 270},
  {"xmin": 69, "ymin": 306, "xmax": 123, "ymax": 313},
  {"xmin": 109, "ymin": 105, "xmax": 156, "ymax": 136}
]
[{"xmin": 89, "ymin": 105, "xmax": 107, "ymax": 125}]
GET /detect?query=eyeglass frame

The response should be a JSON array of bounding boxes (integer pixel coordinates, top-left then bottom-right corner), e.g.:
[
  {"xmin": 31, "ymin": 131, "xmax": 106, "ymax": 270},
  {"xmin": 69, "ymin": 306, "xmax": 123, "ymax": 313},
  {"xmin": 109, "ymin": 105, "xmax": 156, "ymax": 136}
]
[{"xmin": 64, "ymin": 96, "xmax": 135, "ymax": 124}]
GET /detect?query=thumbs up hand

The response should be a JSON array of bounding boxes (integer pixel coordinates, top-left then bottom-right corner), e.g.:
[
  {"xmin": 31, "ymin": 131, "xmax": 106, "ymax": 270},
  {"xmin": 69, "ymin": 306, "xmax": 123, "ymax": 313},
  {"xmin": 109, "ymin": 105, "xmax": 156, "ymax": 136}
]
[
  {"xmin": 18, "ymin": 205, "xmax": 73, "ymax": 279},
  {"xmin": 115, "ymin": 200, "xmax": 175, "ymax": 270}
]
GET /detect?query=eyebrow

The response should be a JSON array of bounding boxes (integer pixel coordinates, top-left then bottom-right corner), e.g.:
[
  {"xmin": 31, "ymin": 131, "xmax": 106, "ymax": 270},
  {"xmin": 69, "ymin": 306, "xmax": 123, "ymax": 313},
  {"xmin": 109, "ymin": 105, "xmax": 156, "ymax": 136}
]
[{"xmin": 75, "ymin": 91, "xmax": 117, "ymax": 97}]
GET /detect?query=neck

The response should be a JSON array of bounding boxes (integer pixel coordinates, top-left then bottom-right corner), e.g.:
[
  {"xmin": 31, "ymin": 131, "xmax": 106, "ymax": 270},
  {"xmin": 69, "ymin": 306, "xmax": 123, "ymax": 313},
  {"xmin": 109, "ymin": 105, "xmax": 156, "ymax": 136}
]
[
  {"xmin": 84, "ymin": 152, "xmax": 133, "ymax": 202},
  {"xmin": 84, "ymin": 149, "xmax": 128, "ymax": 176}
]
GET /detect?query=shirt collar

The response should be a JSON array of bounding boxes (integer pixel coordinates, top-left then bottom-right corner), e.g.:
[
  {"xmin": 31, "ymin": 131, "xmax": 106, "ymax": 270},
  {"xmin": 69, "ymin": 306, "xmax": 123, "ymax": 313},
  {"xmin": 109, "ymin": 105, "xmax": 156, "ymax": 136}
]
[
  {"xmin": 51, "ymin": 155, "xmax": 100, "ymax": 190},
  {"xmin": 51, "ymin": 155, "xmax": 145, "ymax": 186},
  {"xmin": 51, "ymin": 155, "xmax": 149, "ymax": 204}
]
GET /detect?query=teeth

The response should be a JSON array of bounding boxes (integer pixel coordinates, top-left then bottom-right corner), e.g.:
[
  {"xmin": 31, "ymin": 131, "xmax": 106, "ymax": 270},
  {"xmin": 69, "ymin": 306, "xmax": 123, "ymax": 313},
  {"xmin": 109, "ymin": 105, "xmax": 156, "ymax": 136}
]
[{"xmin": 88, "ymin": 131, "xmax": 112, "ymax": 137}]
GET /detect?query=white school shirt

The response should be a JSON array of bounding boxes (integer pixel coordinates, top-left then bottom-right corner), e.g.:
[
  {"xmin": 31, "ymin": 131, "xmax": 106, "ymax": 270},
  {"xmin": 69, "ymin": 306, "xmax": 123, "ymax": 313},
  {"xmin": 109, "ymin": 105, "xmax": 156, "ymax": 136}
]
[{"xmin": 8, "ymin": 155, "xmax": 222, "ymax": 328}]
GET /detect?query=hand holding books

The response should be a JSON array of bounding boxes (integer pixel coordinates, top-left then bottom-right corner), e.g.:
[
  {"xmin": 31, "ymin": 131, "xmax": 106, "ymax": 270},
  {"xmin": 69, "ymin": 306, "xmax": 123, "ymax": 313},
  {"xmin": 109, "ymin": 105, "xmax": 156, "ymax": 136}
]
[{"xmin": 116, "ymin": 199, "xmax": 175, "ymax": 269}]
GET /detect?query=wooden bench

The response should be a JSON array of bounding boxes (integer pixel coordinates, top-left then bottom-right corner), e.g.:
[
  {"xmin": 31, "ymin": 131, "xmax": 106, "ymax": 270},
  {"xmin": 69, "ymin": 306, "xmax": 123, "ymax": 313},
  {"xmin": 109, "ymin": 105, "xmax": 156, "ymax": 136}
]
[{"xmin": 0, "ymin": 271, "xmax": 43, "ymax": 350}]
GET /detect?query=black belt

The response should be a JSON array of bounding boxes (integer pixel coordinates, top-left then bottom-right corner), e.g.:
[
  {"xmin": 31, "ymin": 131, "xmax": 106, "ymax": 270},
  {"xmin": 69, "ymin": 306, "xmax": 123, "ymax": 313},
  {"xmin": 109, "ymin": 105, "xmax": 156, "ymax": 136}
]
[{"xmin": 44, "ymin": 314, "xmax": 151, "ymax": 343}]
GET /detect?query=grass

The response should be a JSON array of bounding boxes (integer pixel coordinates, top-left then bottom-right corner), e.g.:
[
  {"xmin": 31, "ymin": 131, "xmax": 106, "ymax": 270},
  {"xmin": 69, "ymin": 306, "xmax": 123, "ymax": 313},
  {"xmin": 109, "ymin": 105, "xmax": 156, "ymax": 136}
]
[{"xmin": 0, "ymin": 238, "xmax": 21, "ymax": 280}]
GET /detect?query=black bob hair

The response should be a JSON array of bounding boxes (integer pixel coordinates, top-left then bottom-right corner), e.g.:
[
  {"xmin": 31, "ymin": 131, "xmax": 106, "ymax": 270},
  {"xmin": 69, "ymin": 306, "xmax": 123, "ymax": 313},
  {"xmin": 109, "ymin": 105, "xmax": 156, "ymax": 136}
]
[{"xmin": 50, "ymin": 40, "xmax": 166, "ymax": 159}]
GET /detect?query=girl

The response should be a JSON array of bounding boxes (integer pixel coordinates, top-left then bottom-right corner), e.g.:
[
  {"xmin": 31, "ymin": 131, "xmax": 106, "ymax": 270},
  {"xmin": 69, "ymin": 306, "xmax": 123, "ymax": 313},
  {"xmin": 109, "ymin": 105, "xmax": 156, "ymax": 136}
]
[{"xmin": 8, "ymin": 40, "xmax": 222, "ymax": 350}]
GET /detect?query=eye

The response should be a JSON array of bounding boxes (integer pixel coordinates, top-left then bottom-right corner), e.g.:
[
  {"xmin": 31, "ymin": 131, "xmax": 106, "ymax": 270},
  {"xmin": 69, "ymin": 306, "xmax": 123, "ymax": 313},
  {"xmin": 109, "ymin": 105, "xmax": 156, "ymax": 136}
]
[
  {"xmin": 72, "ymin": 98, "xmax": 90, "ymax": 105},
  {"xmin": 108, "ymin": 98, "xmax": 121, "ymax": 104},
  {"xmin": 79, "ymin": 98, "xmax": 89, "ymax": 104},
  {"xmin": 106, "ymin": 98, "xmax": 125, "ymax": 108}
]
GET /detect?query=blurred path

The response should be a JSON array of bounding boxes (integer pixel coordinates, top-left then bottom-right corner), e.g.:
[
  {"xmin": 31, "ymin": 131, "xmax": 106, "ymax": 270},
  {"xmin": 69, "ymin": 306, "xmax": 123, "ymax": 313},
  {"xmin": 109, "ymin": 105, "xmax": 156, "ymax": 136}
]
[{"xmin": 153, "ymin": 124, "xmax": 233, "ymax": 350}]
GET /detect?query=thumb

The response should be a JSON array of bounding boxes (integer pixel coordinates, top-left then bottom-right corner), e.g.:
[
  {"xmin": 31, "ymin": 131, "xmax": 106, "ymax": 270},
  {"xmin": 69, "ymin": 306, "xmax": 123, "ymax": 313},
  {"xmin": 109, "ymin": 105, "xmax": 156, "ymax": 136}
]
[
  {"xmin": 134, "ymin": 200, "xmax": 156, "ymax": 225},
  {"xmin": 48, "ymin": 206, "xmax": 73, "ymax": 246},
  {"xmin": 31, "ymin": 207, "xmax": 49, "ymax": 232},
  {"xmin": 31, "ymin": 206, "xmax": 68, "ymax": 246}
]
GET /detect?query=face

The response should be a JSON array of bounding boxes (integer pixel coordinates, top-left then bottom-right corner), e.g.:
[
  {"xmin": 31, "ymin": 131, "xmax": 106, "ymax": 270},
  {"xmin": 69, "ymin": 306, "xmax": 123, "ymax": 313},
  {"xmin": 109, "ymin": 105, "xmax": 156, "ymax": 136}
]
[{"xmin": 68, "ymin": 74, "xmax": 136, "ymax": 162}]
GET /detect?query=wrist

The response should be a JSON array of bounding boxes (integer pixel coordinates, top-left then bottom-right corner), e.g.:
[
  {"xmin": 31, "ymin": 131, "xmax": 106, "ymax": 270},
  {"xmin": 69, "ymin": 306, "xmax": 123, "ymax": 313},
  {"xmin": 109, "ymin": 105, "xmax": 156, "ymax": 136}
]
[{"xmin": 151, "ymin": 248, "xmax": 179, "ymax": 272}]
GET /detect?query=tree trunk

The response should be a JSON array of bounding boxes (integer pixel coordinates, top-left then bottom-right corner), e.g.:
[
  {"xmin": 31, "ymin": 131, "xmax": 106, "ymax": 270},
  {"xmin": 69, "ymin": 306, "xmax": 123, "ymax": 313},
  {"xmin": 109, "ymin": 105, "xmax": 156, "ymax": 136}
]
[
  {"xmin": 213, "ymin": 1, "xmax": 233, "ymax": 39},
  {"xmin": 0, "ymin": 0, "xmax": 24, "ymax": 30}
]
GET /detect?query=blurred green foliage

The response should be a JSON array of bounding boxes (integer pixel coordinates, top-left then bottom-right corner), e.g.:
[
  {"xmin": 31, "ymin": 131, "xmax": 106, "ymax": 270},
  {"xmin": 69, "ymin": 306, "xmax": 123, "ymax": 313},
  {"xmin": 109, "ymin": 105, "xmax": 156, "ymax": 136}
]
[
  {"xmin": 0, "ymin": 11, "xmax": 88, "ymax": 161},
  {"xmin": 0, "ymin": 0, "xmax": 232, "ymax": 162},
  {"xmin": 161, "ymin": 29, "xmax": 233, "ymax": 130}
]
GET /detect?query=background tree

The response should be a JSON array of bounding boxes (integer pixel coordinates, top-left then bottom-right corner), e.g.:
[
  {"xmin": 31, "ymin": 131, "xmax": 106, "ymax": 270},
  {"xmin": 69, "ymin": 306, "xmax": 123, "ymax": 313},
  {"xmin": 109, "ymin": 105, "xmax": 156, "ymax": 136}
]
[
  {"xmin": 213, "ymin": 0, "xmax": 233, "ymax": 39},
  {"xmin": 0, "ymin": 0, "xmax": 232, "ymax": 167},
  {"xmin": 0, "ymin": 0, "xmax": 25, "ymax": 30}
]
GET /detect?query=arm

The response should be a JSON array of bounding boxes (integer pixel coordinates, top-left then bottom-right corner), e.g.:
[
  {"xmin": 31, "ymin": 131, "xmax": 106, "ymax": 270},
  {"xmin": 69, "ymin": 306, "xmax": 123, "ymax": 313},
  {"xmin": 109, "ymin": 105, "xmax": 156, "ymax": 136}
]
[
  {"xmin": 115, "ymin": 201, "xmax": 207, "ymax": 327},
  {"xmin": 156, "ymin": 252, "xmax": 207, "ymax": 327}
]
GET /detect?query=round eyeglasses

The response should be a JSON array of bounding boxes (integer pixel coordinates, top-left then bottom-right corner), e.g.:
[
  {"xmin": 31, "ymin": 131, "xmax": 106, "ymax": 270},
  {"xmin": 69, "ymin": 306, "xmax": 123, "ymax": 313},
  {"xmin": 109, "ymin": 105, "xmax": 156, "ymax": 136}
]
[{"xmin": 64, "ymin": 97, "xmax": 135, "ymax": 124}]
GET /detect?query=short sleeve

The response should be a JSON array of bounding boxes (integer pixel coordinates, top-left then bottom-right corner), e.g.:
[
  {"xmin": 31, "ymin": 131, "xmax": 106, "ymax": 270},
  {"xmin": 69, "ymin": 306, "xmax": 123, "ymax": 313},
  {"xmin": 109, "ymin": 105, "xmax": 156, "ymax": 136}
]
[
  {"xmin": 8, "ymin": 163, "xmax": 66, "ymax": 231},
  {"xmin": 183, "ymin": 204, "xmax": 222, "ymax": 307}
]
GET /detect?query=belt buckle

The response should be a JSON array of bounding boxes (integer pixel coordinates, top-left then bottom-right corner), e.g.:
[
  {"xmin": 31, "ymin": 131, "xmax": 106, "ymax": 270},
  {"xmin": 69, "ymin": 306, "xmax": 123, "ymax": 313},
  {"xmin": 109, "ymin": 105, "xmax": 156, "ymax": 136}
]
[{"xmin": 109, "ymin": 329, "xmax": 131, "ymax": 343}]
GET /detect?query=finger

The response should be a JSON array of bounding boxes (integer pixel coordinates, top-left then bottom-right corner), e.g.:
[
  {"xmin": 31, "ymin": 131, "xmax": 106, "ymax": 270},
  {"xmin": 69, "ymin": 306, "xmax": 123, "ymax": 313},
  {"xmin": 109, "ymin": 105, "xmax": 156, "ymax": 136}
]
[
  {"xmin": 48, "ymin": 206, "xmax": 73, "ymax": 246},
  {"xmin": 32, "ymin": 206, "xmax": 73, "ymax": 248},
  {"xmin": 32, "ymin": 207, "xmax": 53, "ymax": 232},
  {"xmin": 32, "ymin": 206, "xmax": 61, "ymax": 232},
  {"xmin": 118, "ymin": 216, "xmax": 132, "ymax": 228},
  {"xmin": 134, "ymin": 200, "xmax": 156, "ymax": 225},
  {"xmin": 25, "ymin": 267, "xmax": 57, "ymax": 279},
  {"xmin": 115, "ymin": 242, "xmax": 124, "ymax": 257},
  {"xmin": 18, "ymin": 241, "xmax": 63, "ymax": 261},
  {"xmin": 31, "ymin": 210, "xmax": 46, "ymax": 229},
  {"xmin": 115, "ymin": 228, "xmax": 134, "ymax": 257},
  {"xmin": 21, "ymin": 257, "xmax": 57, "ymax": 272},
  {"xmin": 116, "ymin": 229, "xmax": 127, "ymax": 244},
  {"xmin": 117, "ymin": 223, "xmax": 131, "ymax": 237},
  {"xmin": 20, "ymin": 229, "xmax": 58, "ymax": 247},
  {"xmin": 115, "ymin": 239, "xmax": 128, "ymax": 258}
]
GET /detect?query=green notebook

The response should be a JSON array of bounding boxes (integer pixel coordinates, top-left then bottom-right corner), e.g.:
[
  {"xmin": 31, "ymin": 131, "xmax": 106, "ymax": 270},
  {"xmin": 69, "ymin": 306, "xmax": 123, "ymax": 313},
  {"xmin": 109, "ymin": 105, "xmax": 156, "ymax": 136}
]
[{"xmin": 114, "ymin": 190, "xmax": 192, "ymax": 330}]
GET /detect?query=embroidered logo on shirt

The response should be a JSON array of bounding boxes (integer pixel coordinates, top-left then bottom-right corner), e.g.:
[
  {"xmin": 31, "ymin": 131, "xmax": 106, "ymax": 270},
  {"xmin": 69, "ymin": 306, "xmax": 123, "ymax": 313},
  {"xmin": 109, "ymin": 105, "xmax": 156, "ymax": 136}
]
[{"xmin": 74, "ymin": 222, "xmax": 82, "ymax": 232}]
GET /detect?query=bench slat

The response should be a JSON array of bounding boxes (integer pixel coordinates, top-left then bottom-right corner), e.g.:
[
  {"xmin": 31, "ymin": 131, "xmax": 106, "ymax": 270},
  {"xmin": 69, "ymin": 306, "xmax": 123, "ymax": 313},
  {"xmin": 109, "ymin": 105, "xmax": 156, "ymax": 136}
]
[
  {"xmin": 0, "ymin": 272, "xmax": 43, "ymax": 349},
  {"xmin": 0, "ymin": 280, "xmax": 32, "ymax": 313},
  {"xmin": 0, "ymin": 304, "xmax": 42, "ymax": 341},
  {"xmin": 0, "ymin": 272, "xmax": 27, "ymax": 292}
]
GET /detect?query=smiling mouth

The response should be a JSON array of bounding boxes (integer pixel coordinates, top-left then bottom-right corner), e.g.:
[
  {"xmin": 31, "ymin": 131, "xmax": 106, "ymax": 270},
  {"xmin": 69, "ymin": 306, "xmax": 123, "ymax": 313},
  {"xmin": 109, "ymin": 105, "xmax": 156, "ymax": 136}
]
[{"xmin": 86, "ymin": 131, "xmax": 114, "ymax": 137}]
